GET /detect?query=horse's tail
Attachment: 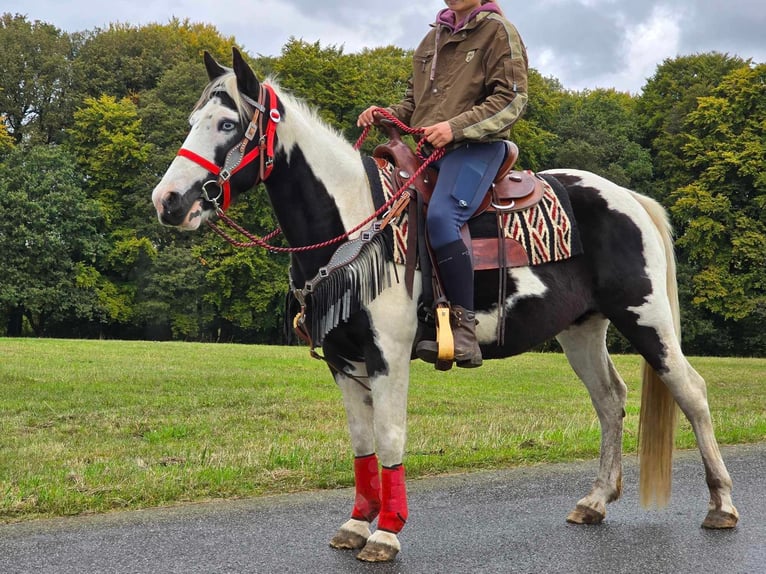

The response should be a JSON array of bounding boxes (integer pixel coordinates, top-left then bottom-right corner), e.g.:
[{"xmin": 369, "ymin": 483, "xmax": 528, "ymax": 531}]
[{"xmin": 630, "ymin": 191, "xmax": 680, "ymax": 508}]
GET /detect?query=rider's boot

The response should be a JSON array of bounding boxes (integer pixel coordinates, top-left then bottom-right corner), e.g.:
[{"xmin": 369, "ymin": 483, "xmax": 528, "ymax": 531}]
[
  {"xmin": 414, "ymin": 304, "xmax": 482, "ymax": 368},
  {"xmin": 415, "ymin": 239, "xmax": 481, "ymax": 368},
  {"xmin": 451, "ymin": 305, "xmax": 482, "ymax": 368}
]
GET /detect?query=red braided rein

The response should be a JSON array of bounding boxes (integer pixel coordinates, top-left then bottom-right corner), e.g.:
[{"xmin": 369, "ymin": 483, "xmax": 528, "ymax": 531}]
[{"xmin": 208, "ymin": 108, "xmax": 444, "ymax": 252}]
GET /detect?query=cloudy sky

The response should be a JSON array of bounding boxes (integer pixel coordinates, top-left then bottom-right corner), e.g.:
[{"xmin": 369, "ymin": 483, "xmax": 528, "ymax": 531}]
[{"xmin": 6, "ymin": 0, "xmax": 765, "ymax": 94}]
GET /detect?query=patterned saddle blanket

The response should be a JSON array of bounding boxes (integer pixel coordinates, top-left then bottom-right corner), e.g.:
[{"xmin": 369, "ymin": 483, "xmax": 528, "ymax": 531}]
[{"xmin": 366, "ymin": 157, "xmax": 583, "ymax": 270}]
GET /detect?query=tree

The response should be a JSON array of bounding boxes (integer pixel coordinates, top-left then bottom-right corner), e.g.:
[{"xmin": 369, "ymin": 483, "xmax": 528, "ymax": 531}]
[
  {"xmin": 66, "ymin": 94, "xmax": 152, "ymax": 224},
  {"xmin": 197, "ymin": 179, "xmax": 290, "ymax": 342},
  {"xmin": 508, "ymin": 70, "xmax": 562, "ymax": 171},
  {"xmin": 636, "ymin": 52, "xmax": 747, "ymax": 202},
  {"xmin": 0, "ymin": 118, "xmax": 13, "ymax": 157},
  {"xmin": 670, "ymin": 64, "xmax": 766, "ymax": 325},
  {"xmin": 132, "ymin": 245, "xmax": 210, "ymax": 341},
  {"xmin": 71, "ymin": 20, "xmax": 235, "ymax": 103},
  {"xmin": 0, "ymin": 146, "xmax": 111, "ymax": 335},
  {"xmin": 272, "ymin": 39, "xmax": 412, "ymax": 146},
  {"xmin": 549, "ymin": 89, "xmax": 653, "ymax": 191},
  {"xmin": 0, "ymin": 13, "xmax": 75, "ymax": 145}
]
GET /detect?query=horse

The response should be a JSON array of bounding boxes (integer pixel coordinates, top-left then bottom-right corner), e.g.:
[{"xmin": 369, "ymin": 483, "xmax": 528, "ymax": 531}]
[{"xmin": 151, "ymin": 48, "xmax": 738, "ymax": 562}]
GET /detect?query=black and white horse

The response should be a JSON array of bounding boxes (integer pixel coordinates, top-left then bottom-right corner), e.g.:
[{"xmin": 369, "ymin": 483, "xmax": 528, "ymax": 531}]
[{"xmin": 151, "ymin": 49, "xmax": 738, "ymax": 562}]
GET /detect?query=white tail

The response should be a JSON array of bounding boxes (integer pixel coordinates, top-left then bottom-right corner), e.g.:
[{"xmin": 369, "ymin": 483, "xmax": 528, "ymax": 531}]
[{"xmin": 630, "ymin": 191, "xmax": 680, "ymax": 508}]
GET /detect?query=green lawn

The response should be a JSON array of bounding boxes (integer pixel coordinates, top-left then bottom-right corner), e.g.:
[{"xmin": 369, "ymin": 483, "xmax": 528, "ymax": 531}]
[{"xmin": 1, "ymin": 338, "xmax": 764, "ymax": 522}]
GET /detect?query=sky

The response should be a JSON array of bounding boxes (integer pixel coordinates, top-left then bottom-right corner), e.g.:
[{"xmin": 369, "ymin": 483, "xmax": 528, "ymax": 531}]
[{"xmin": 5, "ymin": 0, "xmax": 765, "ymax": 94}]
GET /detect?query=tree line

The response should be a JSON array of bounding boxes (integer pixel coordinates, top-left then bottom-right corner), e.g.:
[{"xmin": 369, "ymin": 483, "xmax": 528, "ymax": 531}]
[{"xmin": 0, "ymin": 13, "xmax": 763, "ymax": 356}]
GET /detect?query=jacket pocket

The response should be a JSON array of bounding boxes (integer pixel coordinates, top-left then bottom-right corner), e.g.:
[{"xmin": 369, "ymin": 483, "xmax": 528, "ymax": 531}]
[{"xmin": 414, "ymin": 49, "xmax": 435, "ymax": 74}]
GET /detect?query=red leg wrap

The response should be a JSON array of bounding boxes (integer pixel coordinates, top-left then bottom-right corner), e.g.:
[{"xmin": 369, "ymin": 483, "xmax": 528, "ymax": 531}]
[
  {"xmin": 377, "ymin": 465, "xmax": 408, "ymax": 534},
  {"xmin": 351, "ymin": 454, "xmax": 381, "ymax": 522}
]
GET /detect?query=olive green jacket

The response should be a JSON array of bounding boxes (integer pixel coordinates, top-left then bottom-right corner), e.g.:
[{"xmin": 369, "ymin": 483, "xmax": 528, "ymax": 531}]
[{"xmin": 388, "ymin": 11, "xmax": 528, "ymax": 144}]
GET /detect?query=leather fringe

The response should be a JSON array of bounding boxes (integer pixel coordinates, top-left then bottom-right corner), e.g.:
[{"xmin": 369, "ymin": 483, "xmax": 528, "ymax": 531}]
[{"xmin": 304, "ymin": 231, "xmax": 392, "ymax": 346}]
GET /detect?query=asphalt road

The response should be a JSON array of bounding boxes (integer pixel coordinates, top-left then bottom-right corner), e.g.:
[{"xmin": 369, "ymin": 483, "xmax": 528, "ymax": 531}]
[{"xmin": 1, "ymin": 444, "xmax": 764, "ymax": 574}]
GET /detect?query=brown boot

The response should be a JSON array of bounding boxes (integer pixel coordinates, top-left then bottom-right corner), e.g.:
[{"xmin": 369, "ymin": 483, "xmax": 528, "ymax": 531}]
[
  {"xmin": 451, "ymin": 305, "xmax": 482, "ymax": 368},
  {"xmin": 415, "ymin": 305, "xmax": 482, "ymax": 368}
]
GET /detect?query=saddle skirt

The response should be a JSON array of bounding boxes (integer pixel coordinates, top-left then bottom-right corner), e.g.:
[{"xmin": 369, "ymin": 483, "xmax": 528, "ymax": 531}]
[{"xmin": 367, "ymin": 156, "xmax": 582, "ymax": 271}]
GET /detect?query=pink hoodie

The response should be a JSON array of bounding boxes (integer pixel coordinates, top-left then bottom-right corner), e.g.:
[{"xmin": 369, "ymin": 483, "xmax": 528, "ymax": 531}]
[
  {"xmin": 429, "ymin": 2, "xmax": 504, "ymax": 81},
  {"xmin": 435, "ymin": 2, "xmax": 503, "ymax": 33}
]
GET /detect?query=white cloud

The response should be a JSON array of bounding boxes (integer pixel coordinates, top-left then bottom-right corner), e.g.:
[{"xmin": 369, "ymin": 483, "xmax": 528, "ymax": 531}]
[
  {"xmin": 3, "ymin": 0, "xmax": 763, "ymax": 93},
  {"xmin": 611, "ymin": 5, "xmax": 683, "ymax": 93}
]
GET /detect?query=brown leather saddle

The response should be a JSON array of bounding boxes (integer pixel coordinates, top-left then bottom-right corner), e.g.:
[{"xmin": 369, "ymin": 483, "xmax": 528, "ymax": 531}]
[{"xmin": 371, "ymin": 123, "xmax": 544, "ymax": 272}]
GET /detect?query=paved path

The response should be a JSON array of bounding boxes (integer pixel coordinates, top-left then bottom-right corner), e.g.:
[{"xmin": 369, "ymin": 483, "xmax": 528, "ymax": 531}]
[{"xmin": 1, "ymin": 444, "xmax": 764, "ymax": 573}]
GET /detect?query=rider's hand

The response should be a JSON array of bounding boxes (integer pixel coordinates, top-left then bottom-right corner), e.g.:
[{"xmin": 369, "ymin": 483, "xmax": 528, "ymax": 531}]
[
  {"xmin": 357, "ymin": 106, "xmax": 381, "ymax": 128},
  {"xmin": 422, "ymin": 122, "xmax": 454, "ymax": 148}
]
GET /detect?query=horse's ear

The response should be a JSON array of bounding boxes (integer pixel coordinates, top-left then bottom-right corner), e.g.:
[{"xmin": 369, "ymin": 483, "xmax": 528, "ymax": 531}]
[
  {"xmin": 204, "ymin": 51, "xmax": 228, "ymax": 81},
  {"xmin": 232, "ymin": 46, "xmax": 261, "ymax": 100}
]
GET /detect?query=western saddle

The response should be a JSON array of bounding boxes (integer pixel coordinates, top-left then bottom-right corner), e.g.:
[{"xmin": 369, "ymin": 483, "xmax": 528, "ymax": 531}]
[{"xmin": 370, "ymin": 123, "xmax": 545, "ymax": 365}]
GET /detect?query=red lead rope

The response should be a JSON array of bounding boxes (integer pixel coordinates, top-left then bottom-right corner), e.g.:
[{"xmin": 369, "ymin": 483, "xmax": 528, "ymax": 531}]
[{"xmin": 209, "ymin": 106, "xmax": 445, "ymax": 251}]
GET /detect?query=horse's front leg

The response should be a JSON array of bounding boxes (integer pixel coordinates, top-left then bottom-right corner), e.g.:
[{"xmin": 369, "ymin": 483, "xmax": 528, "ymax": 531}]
[
  {"xmin": 354, "ymin": 350, "xmax": 411, "ymax": 563},
  {"xmin": 329, "ymin": 355, "xmax": 411, "ymax": 564},
  {"xmin": 349, "ymin": 281, "xmax": 417, "ymax": 562},
  {"xmin": 325, "ymin": 275, "xmax": 418, "ymax": 561},
  {"xmin": 329, "ymin": 366, "xmax": 379, "ymax": 551}
]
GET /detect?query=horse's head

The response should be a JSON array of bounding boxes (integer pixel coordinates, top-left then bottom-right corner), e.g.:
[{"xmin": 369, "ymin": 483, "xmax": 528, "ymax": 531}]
[{"xmin": 152, "ymin": 48, "xmax": 280, "ymax": 230}]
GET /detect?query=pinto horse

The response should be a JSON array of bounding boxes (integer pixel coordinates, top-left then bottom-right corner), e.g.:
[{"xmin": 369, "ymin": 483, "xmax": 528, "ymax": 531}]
[{"xmin": 151, "ymin": 48, "xmax": 738, "ymax": 562}]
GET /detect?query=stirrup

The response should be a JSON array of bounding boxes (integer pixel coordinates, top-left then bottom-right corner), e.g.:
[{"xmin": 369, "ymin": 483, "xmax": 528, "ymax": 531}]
[
  {"xmin": 415, "ymin": 303, "xmax": 454, "ymax": 370},
  {"xmin": 434, "ymin": 303, "xmax": 454, "ymax": 371}
]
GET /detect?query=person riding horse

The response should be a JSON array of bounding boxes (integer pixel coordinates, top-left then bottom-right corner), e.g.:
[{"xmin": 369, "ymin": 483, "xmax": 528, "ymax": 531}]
[{"xmin": 357, "ymin": 0, "xmax": 528, "ymax": 368}]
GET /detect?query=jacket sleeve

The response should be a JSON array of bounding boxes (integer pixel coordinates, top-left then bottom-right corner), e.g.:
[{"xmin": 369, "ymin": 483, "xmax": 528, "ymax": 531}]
[{"xmin": 449, "ymin": 19, "xmax": 528, "ymax": 143}]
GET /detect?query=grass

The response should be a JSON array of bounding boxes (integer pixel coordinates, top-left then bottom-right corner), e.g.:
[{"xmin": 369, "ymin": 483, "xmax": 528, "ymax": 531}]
[{"xmin": 0, "ymin": 338, "xmax": 764, "ymax": 523}]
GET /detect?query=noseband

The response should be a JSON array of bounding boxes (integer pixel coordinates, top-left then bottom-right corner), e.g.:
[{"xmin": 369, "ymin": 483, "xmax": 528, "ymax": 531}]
[{"xmin": 177, "ymin": 83, "xmax": 281, "ymax": 212}]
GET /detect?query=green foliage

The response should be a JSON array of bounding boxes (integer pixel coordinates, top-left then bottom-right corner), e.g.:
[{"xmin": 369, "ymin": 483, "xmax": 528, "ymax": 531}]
[
  {"xmin": 636, "ymin": 52, "xmax": 747, "ymax": 201},
  {"xmin": 0, "ymin": 13, "xmax": 75, "ymax": 145},
  {"xmin": 635, "ymin": 54, "xmax": 765, "ymax": 354},
  {"xmin": 192, "ymin": 194, "xmax": 289, "ymax": 343},
  {"xmin": 0, "ymin": 14, "xmax": 763, "ymax": 355},
  {"xmin": 511, "ymin": 70, "xmax": 563, "ymax": 170},
  {"xmin": 133, "ymin": 245, "xmax": 211, "ymax": 341},
  {"xmin": 71, "ymin": 19, "xmax": 236, "ymax": 102},
  {"xmin": 272, "ymin": 39, "xmax": 412, "ymax": 147},
  {"xmin": 670, "ymin": 64, "xmax": 766, "ymax": 322},
  {"xmin": 66, "ymin": 94, "xmax": 152, "ymax": 224},
  {"xmin": 550, "ymin": 88, "xmax": 653, "ymax": 191},
  {"xmin": 0, "ymin": 146, "xmax": 112, "ymax": 334},
  {"xmin": 0, "ymin": 119, "xmax": 13, "ymax": 156}
]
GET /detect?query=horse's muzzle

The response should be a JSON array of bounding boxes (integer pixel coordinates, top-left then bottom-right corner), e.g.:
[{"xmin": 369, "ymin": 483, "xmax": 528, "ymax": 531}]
[{"xmin": 156, "ymin": 190, "xmax": 204, "ymax": 230}]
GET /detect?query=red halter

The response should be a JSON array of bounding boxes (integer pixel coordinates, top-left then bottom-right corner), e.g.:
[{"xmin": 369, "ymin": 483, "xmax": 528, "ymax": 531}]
[{"xmin": 177, "ymin": 83, "xmax": 281, "ymax": 212}]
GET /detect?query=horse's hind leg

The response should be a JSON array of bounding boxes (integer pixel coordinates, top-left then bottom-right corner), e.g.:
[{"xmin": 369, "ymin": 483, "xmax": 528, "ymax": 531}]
[
  {"xmin": 556, "ymin": 315, "xmax": 627, "ymax": 524},
  {"xmin": 610, "ymin": 304, "xmax": 738, "ymax": 527},
  {"xmin": 653, "ymin": 344, "xmax": 739, "ymax": 528}
]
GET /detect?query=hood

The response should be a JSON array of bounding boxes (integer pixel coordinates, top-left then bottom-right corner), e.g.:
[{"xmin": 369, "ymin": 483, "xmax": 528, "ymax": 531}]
[{"xmin": 435, "ymin": 2, "xmax": 503, "ymax": 32}]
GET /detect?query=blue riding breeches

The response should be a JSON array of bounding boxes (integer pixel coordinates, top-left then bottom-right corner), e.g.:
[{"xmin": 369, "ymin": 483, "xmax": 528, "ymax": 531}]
[{"xmin": 426, "ymin": 141, "xmax": 508, "ymax": 250}]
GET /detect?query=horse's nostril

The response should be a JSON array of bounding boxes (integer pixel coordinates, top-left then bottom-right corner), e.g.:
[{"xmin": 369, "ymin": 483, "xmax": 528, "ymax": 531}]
[
  {"xmin": 162, "ymin": 191, "xmax": 182, "ymax": 211},
  {"xmin": 159, "ymin": 191, "xmax": 186, "ymax": 226}
]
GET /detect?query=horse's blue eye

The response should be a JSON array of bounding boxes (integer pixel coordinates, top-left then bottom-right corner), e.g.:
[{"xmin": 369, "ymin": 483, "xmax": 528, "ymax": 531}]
[{"xmin": 220, "ymin": 120, "xmax": 237, "ymax": 131}]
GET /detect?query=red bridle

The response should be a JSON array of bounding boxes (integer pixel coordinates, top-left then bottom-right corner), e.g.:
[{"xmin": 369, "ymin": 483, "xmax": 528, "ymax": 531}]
[{"xmin": 177, "ymin": 83, "xmax": 281, "ymax": 212}]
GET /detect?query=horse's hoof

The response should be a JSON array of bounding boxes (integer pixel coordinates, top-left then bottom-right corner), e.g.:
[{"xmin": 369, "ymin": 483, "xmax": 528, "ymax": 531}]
[
  {"xmin": 329, "ymin": 519, "xmax": 370, "ymax": 550},
  {"xmin": 330, "ymin": 529, "xmax": 368, "ymax": 550},
  {"xmin": 356, "ymin": 531, "xmax": 400, "ymax": 562},
  {"xmin": 566, "ymin": 504, "xmax": 605, "ymax": 525},
  {"xmin": 702, "ymin": 507, "xmax": 739, "ymax": 529}
]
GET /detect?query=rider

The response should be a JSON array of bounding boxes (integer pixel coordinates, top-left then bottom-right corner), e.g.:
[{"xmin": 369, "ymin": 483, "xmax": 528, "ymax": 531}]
[{"xmin": 357, "ymin": 0, "xmax": 528, "ymax": 367}]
